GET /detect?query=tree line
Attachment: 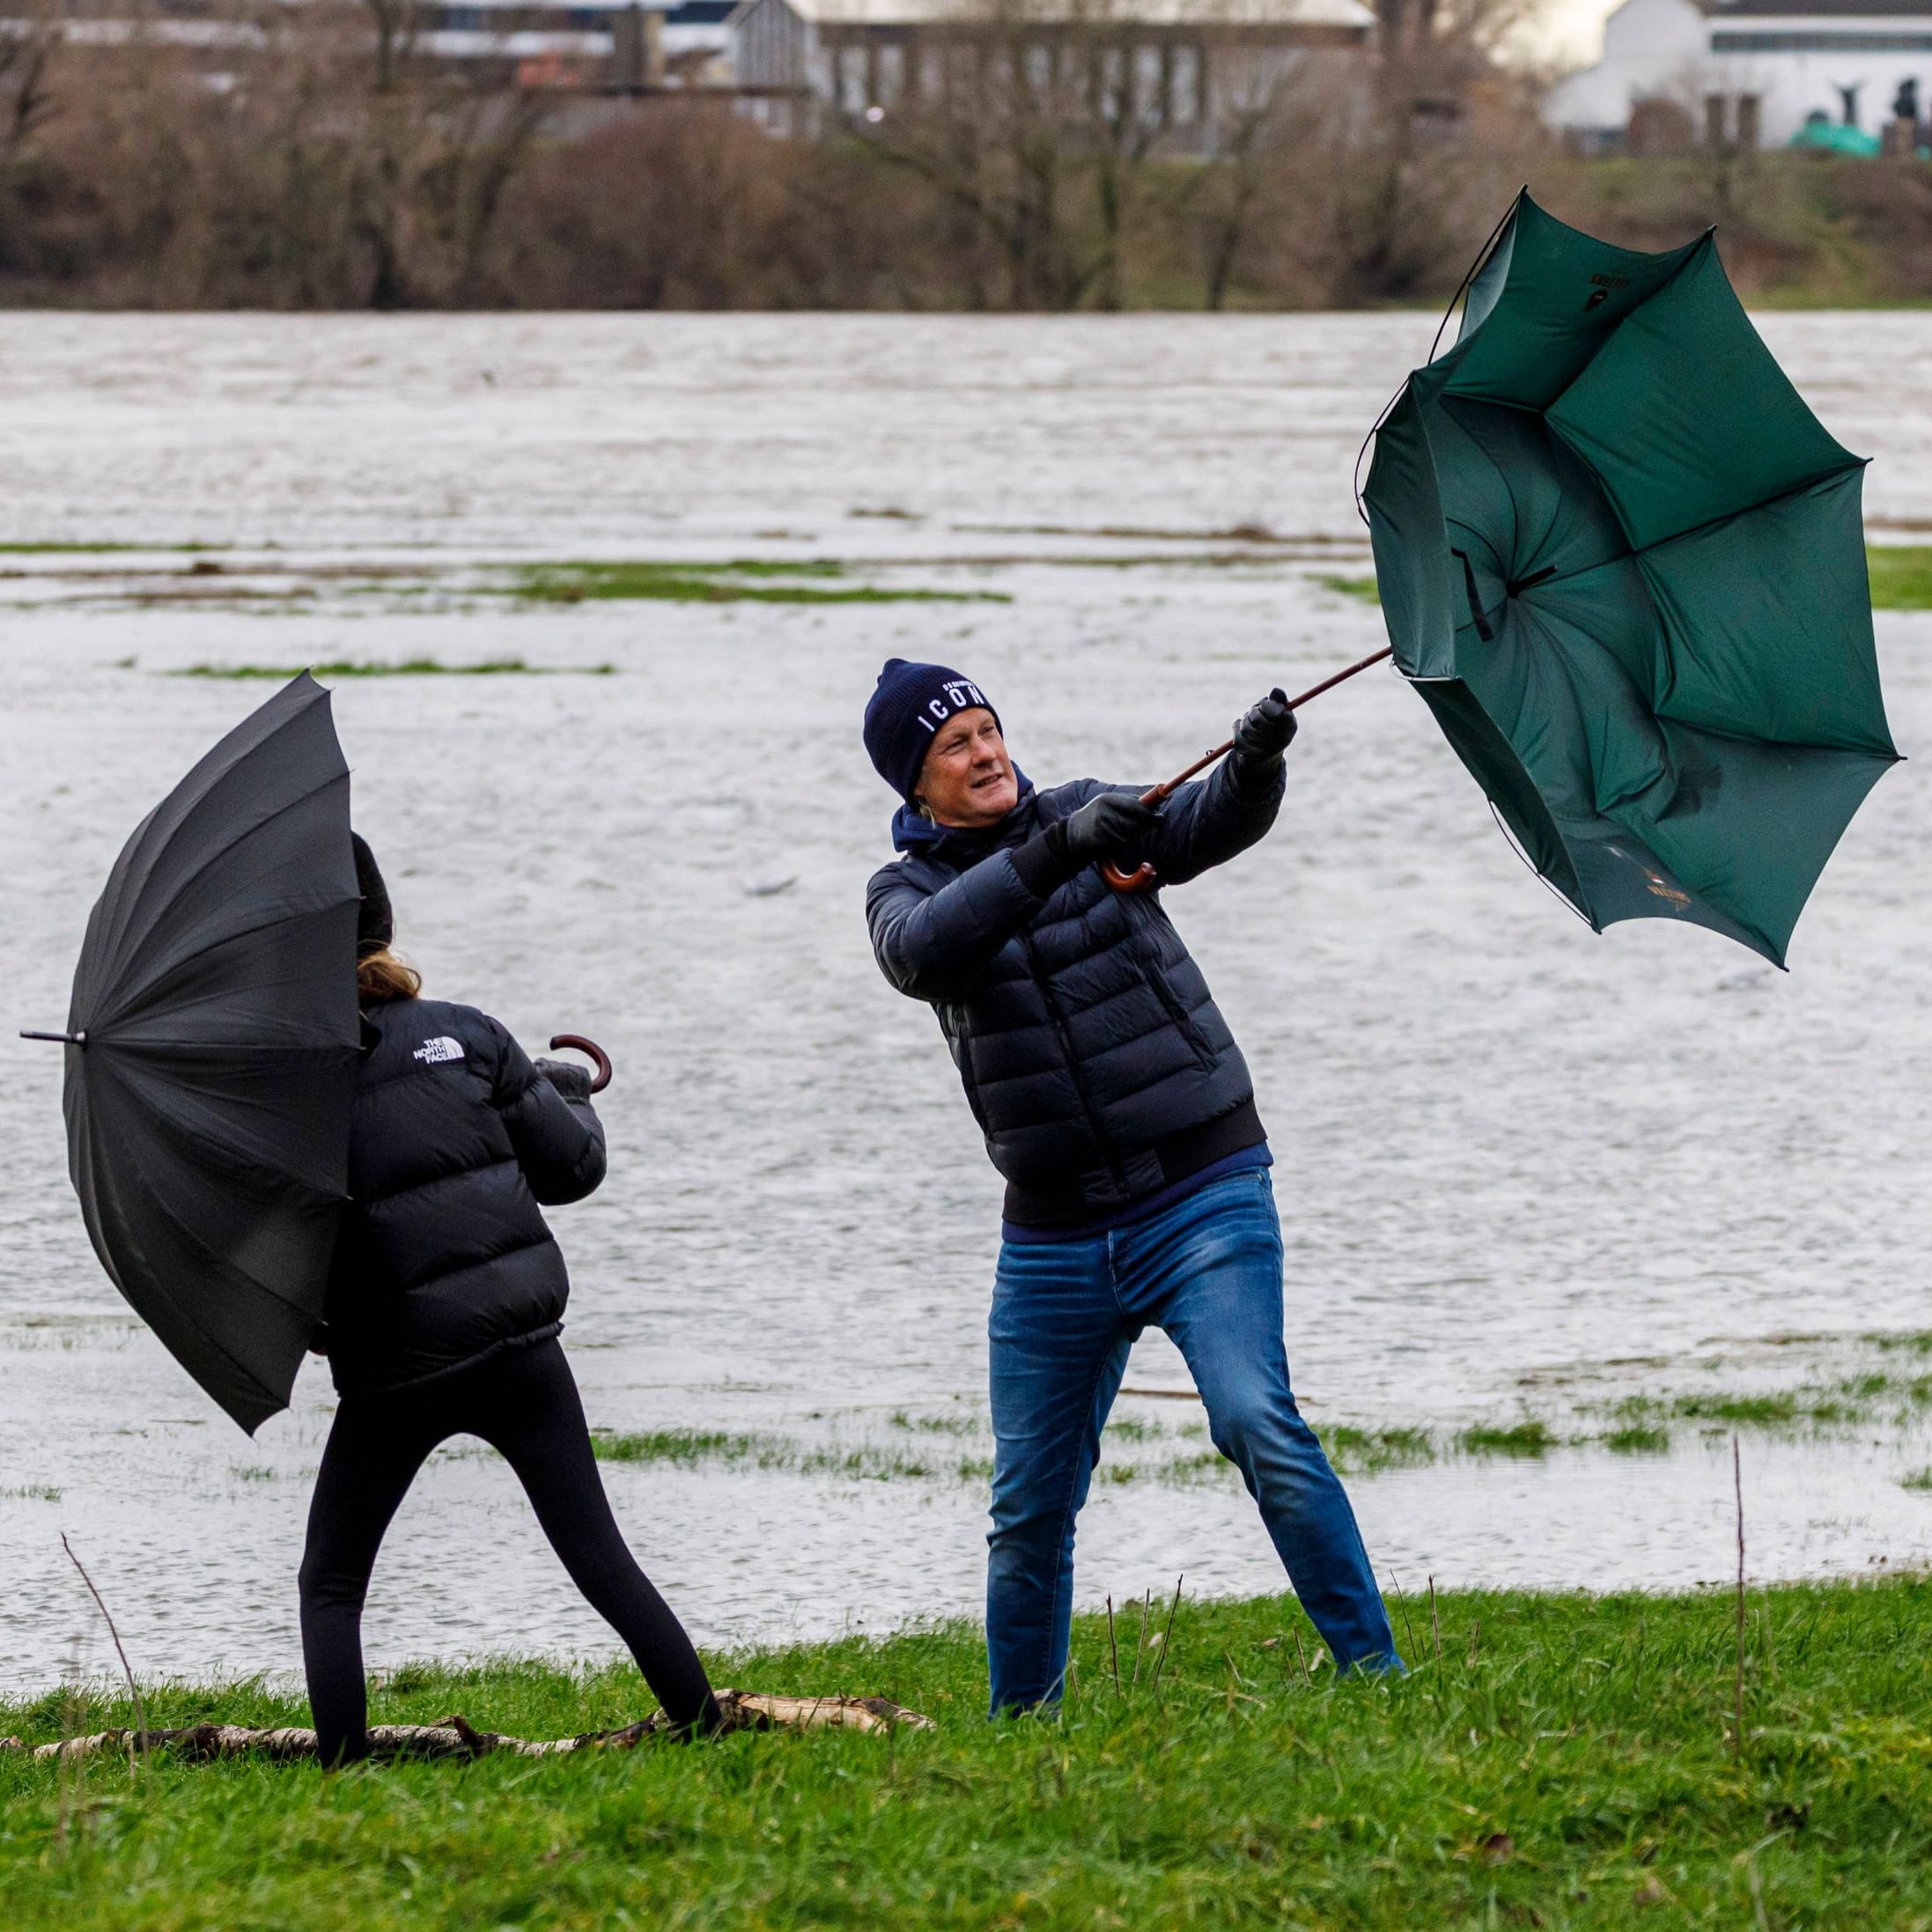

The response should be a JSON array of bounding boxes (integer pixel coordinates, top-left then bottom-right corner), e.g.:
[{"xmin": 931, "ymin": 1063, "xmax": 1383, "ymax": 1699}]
[{"xmin": 3, "ymin": 1, "xmax": 1930, "ymax": 308}]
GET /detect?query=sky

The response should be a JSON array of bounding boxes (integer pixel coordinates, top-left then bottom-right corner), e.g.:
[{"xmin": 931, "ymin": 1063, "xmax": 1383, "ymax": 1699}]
[{"xmin": 1516, "ymin": 0, "xmax": 1624, "ymax": 69}]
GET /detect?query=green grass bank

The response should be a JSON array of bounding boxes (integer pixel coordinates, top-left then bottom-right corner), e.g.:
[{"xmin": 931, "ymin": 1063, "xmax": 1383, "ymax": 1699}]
[{"xmin": 7, "ymin": 1579, "xmax": 1931, "ymax": 1928}]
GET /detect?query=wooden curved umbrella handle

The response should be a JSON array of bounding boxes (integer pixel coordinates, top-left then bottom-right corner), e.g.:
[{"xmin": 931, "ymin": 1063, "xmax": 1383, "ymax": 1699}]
[
  {"xmin": 1102, "ymin": 859, "xmax": 1159, "ymax": 893},
  {"xmin": 548, "ymin": 1033, "xmax": 612, "ymax": 1094}
]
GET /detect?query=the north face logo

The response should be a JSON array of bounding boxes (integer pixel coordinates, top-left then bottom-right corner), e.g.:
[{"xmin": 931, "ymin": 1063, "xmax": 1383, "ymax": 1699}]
[{"xmin": 412, "ymin": 1036, "xmax": 464, "ymax": 1066}]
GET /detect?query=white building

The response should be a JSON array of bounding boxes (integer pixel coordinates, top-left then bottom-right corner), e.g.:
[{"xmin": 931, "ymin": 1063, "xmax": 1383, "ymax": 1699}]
[
  {"xmin": 727, "ymin": 0, "xmax": 1377, "ymax": 145},
  {"xmin": 1547, "ymin": 0, "xmax": 1932, "ymax": 149}
]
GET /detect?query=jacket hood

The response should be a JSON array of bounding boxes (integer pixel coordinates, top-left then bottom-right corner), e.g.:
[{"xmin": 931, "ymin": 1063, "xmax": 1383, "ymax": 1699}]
[{"xmin": 890, "ymin": 770, "xmax": 1035, "ymax": 856}]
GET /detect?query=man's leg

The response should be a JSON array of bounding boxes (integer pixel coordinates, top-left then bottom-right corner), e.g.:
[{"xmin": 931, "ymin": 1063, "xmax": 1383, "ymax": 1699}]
[
  {"xmin": 986, "ymin": 1235, "xmax": 1130, "ymax": 1715},
  {"xmin": 475, "ymin": 1339, "xmax": 719, "ymax": 1735},
  {"xmin": 1122, "ymin": 1170, "xmax": 1401, "ymax": 1675},
  {"xmin": 299, "ymin": 1394, "xmax": 443, "ymax": 1765}
]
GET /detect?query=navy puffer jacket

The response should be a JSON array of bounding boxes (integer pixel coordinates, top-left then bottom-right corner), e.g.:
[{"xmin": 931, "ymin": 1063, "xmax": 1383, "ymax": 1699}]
[
  {"xmin": 323, "ymin": 996, "xmax": 606, "ymax": 1396},
  {"xmin": 866, "ymin": 762, "xmax": 1282, "ymax": 1228}
]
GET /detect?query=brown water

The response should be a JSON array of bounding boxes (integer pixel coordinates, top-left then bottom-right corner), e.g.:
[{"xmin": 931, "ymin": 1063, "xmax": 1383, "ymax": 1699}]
[{"xmin": 0, "ymin": 314, "xmax": 1927, "ymax": 1692}]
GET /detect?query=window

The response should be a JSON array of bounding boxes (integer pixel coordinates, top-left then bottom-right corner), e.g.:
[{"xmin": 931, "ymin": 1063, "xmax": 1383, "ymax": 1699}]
[
  {"xmin": 838, "ymin": 41, "xmax": 868, "ymax": 117},
  {"xmin": 1712, "ymin": 30, "xmax": 1932, "ymax": 53},
  {"xmin": 1169, "ymin": 44, "xmax": 1200, "ymax": 126}
]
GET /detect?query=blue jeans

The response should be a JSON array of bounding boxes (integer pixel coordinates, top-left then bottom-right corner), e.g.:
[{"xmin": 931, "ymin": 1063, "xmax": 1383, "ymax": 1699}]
[{"xmin": 985, "ymin": 1169, "xmax": 1399, "ymax": 1713}]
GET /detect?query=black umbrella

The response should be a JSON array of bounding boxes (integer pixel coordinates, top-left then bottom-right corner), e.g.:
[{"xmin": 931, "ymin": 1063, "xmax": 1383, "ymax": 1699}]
[{"xmin": 23, "ymin": 673, "xmax": 362, "ymax": 1432}]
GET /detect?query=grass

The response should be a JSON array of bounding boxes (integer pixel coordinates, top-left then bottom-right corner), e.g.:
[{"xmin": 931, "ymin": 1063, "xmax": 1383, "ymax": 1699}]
[
  {"xmin": 1313, "ymin": 571, "xmax": 1382, "ymax": 603},
  {"xmin": 1456, "ymin": 1420, "xmax": 1560, "ymax": 1458},
  {"xmin": 0, "ymin": 1485, "xmax": 61, "ymax": 1501},
  {"xmin": 175, "ymin": 658, "xmax": 614, "ymax": 679},
  {"xmin": 508, "ymin": 560, "xmax": 1007, "ymax": 606},
  {"xmin": 1901, "ymin": 1468, "xmax": 1932, "ymax": 1491},
  {"xmin": 1605, "ymin": 1423, "xmax": 1672, "ymax": 1456},
  {"xmin": 1867, "ymin": 546, "xmax": 1932, "ymax": 610},
  {"xmin": 590, "ymin": 1429, "xmax": 783, "ymax": 1466},
  {"xmin": 1322, "ymin": 1426, "xmax": 1437, "ymax": 1474},
  {"xmin": 5, "ymin": 1579, "xmax": 1932, "ymax": 1928},
  {"xmin": 0, "ymin": 541, "xmax": 223, "ymax": 555},
  {"xmin": 1310, "ymin": 549, "xmax": 1932, "ymax": 615}
]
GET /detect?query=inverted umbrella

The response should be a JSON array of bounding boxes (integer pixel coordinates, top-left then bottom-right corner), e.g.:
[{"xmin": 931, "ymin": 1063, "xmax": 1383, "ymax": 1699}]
[
  {"xmin": 1361, "ymin": 190, "xmax": 1899, "ymax": 966},
  {"xmin": 22, "ymin": 672, "xmax": 361, "ymax": 1432}
]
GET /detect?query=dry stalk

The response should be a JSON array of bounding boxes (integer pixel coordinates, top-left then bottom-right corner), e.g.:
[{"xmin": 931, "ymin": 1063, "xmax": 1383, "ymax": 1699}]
[
  {"xmin": 1390, "ymin": 1573, "xmax": 1420, "ymax": 1663},
  {"xmin": 1148, "ymin": 1576, "xmax": 1183, "ymax": 1696},
  {"xmin": 1427, "ymin": 1574, "xmax": 1442, "ymax": 1664},
  {"xmin": 1106, "ymin": 1595, "xmax": 1122, "ymax": 1697},
  {"xmin": 1734, "ymin": 1434, "xmax": 1746, "ymax": 1764},
  {"xmin": 1291, "ymin": 1625, "xmax": 1312, "ymax": 1687},
  {"xmin": 62, "ymin": 1535, "xmax": 147, "ymax": 1773},
  {"xmin": 1467, "ymin": 1617, "xmax": 1481, "ymax": 1669},
  {"xmin": 1130, "ymin": 1589, "xmax": 1151, "ymax": 1694}
]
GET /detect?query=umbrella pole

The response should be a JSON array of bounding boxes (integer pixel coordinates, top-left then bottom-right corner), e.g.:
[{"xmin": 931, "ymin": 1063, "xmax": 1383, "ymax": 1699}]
[{"xmin": 1102, "ymin": 645, "xmax": 1394, "ymax": 892}]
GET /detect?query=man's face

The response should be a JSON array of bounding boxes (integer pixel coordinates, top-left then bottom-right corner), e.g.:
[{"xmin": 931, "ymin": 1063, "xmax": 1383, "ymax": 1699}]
[{"xmin": 915, "ymin": 708, "xmax": 1019, "ymax": 829}]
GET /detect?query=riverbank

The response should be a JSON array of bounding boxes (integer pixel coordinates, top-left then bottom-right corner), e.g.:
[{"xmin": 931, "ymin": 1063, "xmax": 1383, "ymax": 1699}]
[{"xmin": 6, "ymin": 1579, "xmax": 1929, "ymax": 1928}]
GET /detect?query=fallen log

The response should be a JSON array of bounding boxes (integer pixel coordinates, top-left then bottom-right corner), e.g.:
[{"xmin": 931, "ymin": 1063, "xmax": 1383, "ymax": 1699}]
[{"xmin": 0, "ymin": 1688, "xmax": 933, "ymax": 1764}]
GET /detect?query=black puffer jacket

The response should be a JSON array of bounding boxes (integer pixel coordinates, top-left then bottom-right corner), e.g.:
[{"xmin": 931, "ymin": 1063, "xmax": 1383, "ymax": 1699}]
[
  {"xmin": 323, "ymin": 997, "xmax": 606, "ymax": 1396},
  {"xmin": 866, "ymin": 762, "xmax": 1282, "ymax": 1228}
]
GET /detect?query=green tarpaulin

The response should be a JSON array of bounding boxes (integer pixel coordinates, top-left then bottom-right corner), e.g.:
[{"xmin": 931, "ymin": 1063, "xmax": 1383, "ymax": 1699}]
[{"xmin": 1365, "ymin": 191, "xmax": 1899, "ymax": 967}]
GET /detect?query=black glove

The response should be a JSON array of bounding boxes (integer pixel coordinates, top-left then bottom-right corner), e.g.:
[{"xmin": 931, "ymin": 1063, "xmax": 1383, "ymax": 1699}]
[
  {"xmin": 1060, "ymin": 790, "xmax": 1164, "ymax": 862},
  {"xmin": 1228, "ymin": 689, "xmax": 1296, "ymax": 799},
  {"xmin": 534, "ymin": 1057, "xmax": 594, "ymax": 1102},
  {"xmin": 1233, "ymin": 689, "xmax": 1297, "ymax": 763}
]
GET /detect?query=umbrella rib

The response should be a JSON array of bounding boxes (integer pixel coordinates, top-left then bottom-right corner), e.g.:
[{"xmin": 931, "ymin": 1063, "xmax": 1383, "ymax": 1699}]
[
  {"xmin": 93, "ymin": 896, "xmax": 358, "ymax": 1038},
  {"xmin": 83, "ymin": 1123, "xmax": 288, "ymax": 1424},
  {"xmin": 94, "ymin": 681, "xmax": 338, "ymax": 962},
  {"xmin": 107, "ymin": 1121, "xmax": 336, "ymax": 1329},
  {"xmin": 95, "ymin": 770, "xmax": 350, "ymax": 992}
]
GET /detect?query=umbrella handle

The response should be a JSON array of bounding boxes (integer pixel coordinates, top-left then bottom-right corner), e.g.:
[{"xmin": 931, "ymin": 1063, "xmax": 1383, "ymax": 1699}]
[
  {"xmin": 1101, "ymin": 647, "xmax": 1396, "ymax": 896},
  {"xmin": 548, "ymin": 1034, "xmax": 612, "ymax": 1094}
]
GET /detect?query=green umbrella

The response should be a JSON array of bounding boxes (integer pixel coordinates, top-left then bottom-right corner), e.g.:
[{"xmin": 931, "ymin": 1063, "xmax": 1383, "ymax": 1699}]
[{"xmin": 1364, "ymin": 191, "xmax": 1899, "ymax": 966}]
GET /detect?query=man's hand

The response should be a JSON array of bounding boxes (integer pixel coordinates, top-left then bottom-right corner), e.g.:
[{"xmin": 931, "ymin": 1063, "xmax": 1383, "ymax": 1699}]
[
  {"xmin": 1061, "ymin": 790, "xmax": 1164, "ymax": 863},
  {"xmin": 1233, "ymin": 689, "xmax": 1298, "ymax": 763},
  {"xmin": 534, "ymin": 1058, "xmax": 594, "ymax": 1102}
]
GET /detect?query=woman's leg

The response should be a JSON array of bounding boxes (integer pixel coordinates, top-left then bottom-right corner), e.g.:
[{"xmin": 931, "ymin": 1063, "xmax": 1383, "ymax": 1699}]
[
  {"xmin": 299, "ymin": 1394, "xmax": 444, "ymax": 1765},
  {"xmin": 474, "ymin": 1340, "xmax": 719, "ymax": 1734}
]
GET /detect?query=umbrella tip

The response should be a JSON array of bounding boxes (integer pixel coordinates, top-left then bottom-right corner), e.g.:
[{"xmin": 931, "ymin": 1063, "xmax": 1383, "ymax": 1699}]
[{"xmin": 19, "ymin": 1029, "xmax": 85, "ymax": 1046}]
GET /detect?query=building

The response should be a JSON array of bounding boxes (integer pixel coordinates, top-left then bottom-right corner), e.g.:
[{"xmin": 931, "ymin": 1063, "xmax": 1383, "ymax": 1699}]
[
  {"xmin": 1547, "ymin": 0, "xmax": 1932, "ymax": 151},
  {"xmin": 726, "ymin": 0, "xmax": 1377, "ymax": 147}
]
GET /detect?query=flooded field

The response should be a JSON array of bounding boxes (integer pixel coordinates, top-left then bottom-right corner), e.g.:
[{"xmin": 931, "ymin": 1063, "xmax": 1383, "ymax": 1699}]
[{"xmin": 1, "ymin": 313, "xmax": 1928, "ymax": 1692}]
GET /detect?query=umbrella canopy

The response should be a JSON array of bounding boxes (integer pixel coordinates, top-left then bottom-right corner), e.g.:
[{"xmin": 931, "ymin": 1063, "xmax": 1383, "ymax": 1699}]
[
  {"xmin": 1365, "ymin": 191, "xmax": 1899, "ymax": 966},
  {"xmin": 55, "ymin": 672, "xmax": 361, "ymax": 1432}
]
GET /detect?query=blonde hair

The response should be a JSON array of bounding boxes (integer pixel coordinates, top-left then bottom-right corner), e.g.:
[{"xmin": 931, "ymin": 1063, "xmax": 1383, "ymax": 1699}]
[{"xmin": 356, "ymin": 948, "xmax": 422, "ymax": 1005}]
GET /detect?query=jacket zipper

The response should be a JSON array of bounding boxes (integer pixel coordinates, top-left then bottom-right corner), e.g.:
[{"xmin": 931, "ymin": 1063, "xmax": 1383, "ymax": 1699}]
[
  {"xmin": 1135, "ymin": 925, "xmax": 1216, "ymax": 1072},
  {"xmin": 1021, "ymin": 929, "xmax": 1125, "ymax": 1189}
]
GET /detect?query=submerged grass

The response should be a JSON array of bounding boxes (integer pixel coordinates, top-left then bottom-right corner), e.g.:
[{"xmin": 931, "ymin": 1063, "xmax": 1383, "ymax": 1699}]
[
  {"xmin": 509, "ymin": 560, "xmax": 1007, "ymax": 606},
  {"xmin": 6, "ymin": 1579, "xmax": 1932, "ymax": 1928},
  {"xmin": 1868, "ymin": 545, "xmax": 1932, "ymax": 610},
  {"xmin": 1322, "ymin": 1425, "xmax": 1437, "ymax": 1474},
  {"xmin": 1456, "ymin": 1420, "xmax": 1560, "ymax": 1458},
  {"xmin": 589, "ymin": 1429, "xmax": 782, "ymax": 1467},
  {"xmin": 1313, "ymin": 571, "xmax": 1382, "ymax": 602},
  {"xmin": 175, "ymin": 658, "xmax": 615, "ymax": 679}
]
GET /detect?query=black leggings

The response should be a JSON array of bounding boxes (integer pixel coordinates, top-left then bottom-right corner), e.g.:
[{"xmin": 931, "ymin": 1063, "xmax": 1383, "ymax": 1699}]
[{"xmin": 299, "ymin": 1337, "xmax": 717, "ymax": 1763}]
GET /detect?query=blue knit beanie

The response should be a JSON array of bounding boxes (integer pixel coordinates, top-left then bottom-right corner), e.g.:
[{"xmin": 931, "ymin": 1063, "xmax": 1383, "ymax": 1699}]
[{"xmin": 862, "ymin": 660, "xmax": 1001, "ymax": 801}]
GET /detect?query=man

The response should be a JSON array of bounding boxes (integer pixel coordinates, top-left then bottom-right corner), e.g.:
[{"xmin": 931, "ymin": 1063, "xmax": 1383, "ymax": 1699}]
[{"xmin": 864, "ymin": 659, "xmax": 1399, "ymax": 1714}]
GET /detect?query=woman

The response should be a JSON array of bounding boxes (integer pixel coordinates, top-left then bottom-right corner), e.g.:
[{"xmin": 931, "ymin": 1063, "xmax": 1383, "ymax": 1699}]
[{"xmin": 298, "ymin": 836, "xmax": 719, "ymax": 1763}]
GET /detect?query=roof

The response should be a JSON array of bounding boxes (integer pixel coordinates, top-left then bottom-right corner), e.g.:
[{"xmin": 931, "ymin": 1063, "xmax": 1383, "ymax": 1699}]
[
  {"xmin": 736, "ymin": 0, "xmax": 1375, "ymax": 27},
  {"xmin": 1702, "ymin": 0, "xmax": 1932, "ymax": 15}
]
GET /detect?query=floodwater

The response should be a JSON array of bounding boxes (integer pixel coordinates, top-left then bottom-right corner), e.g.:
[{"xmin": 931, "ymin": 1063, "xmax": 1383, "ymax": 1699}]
[{"xmin": 1, "ymin": 313, "xmax": 1928, "ymax": 1694}]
